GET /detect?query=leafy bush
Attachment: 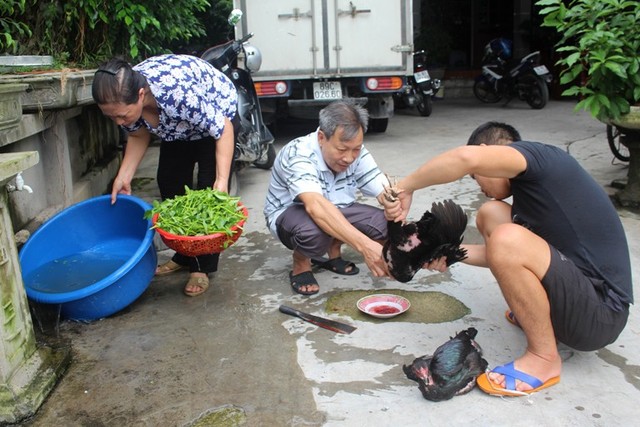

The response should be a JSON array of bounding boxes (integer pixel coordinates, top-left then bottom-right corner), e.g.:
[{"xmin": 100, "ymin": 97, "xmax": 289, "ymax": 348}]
[
  {"xmin": 0, "ymin": 0, "xmax": 31, "ymax": 53},
  {"xmin": 1, "ymin": 0, "xmax": 227, "ymax": 68},
  {"xmin": 168, "ymin": 0, "xmax": 233, "ymax": 55},
  {"xmin": 537, "ymin": 0, "xmax": 640, "ymax": 121}
]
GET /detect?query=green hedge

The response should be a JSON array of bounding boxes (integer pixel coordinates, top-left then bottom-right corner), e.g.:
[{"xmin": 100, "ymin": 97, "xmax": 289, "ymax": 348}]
[{"xmin": 1, "ymin": 0, "xmax": 233, "ymax": 68}]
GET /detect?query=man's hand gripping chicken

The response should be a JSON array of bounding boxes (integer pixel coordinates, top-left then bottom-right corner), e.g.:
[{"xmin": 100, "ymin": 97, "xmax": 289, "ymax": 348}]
[{"xmin": 381, "ymin": 177, "xmax": 468, "ymax": 283}]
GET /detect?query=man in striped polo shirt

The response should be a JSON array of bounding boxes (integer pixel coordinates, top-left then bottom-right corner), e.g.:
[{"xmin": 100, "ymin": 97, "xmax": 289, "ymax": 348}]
[{"xmin": 264, "ymin": 101, "xmax": 390, "ymax": 295}]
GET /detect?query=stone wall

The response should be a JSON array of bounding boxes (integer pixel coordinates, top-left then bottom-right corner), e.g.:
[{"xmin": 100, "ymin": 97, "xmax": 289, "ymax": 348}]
[{"xmin": 0, "ymin": 70, "xmax": 121, "ymax": 240}]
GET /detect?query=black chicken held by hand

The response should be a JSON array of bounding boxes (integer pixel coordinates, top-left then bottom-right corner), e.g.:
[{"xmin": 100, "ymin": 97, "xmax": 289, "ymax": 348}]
[
  {"xmin": 403, "ymin": 328, "xmax": 488, "ymax": 402},
  {"xmin": 383, "ymin": 199, "xmax": 468, "ymax": 283}
]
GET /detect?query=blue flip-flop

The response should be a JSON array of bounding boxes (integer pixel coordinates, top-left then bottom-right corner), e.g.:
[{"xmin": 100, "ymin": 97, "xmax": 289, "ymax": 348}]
[
  {"xmin": 477, "ymin": 361, "xmax": 560, "ymax": 397},
  {"xmin": 505, "ymin": 310, "xmax": 521, "ymax": 328}
]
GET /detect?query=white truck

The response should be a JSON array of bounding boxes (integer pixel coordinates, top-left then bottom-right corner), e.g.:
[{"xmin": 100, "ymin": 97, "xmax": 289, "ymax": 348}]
[{"xmin": 233, "ymin": 0, "xmax": 414, "ymax": 133}]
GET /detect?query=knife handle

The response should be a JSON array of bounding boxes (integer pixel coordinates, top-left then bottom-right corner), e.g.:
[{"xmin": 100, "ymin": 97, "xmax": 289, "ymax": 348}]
[{"xmin": 279, "ymin": 305, "xmax": 302, "ymax": 318}]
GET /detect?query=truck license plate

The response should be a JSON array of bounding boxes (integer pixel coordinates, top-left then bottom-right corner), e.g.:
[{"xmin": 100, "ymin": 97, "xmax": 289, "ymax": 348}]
[
  {"xmin": 534, "ymin": 65, "xmax": 549, "ymax": 75},
  {"xmin": 313, "ymin": 81, "xmax": 342, "ymax": 100},
  {"xmin": 414, "ymin": 70, "xmax": 430, "ymax": 83}
]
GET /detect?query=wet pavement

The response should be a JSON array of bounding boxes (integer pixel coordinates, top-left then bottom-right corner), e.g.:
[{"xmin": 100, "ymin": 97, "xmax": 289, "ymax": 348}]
[{"xmin": 19, "ymin": 98, "xmax": 640, "ymax": 426}]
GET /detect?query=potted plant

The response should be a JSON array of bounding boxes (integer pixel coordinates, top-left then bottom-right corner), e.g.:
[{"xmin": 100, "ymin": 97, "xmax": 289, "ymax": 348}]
[{"xmin": 536, "ymin": 0, "xmax": 640, "ymax": 208}]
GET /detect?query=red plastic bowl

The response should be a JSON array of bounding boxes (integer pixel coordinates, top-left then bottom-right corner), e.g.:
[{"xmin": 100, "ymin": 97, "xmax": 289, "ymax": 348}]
[{"xmin": 152, "ymin": 203, "xmax": 248, "ymax": 256}]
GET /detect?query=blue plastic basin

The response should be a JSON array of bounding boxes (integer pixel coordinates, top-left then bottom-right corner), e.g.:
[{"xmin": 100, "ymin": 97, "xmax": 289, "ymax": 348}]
[{"xmin": 19, "ymin": 195, "xmax": 157, "ymax": 321}]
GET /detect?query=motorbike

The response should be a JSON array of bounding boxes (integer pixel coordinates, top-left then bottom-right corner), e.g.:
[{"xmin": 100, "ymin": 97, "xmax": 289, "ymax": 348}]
[
  {"xmin": 394, "ymin": 50, "xmax": 441, "ymax": 117},
  {"xmin": 200, "ymin": 9, "xmax": 275, "ymax": 193},
  {"xmin": 473, "ymin": 38, "xmax": 552, "ymax": 109}
]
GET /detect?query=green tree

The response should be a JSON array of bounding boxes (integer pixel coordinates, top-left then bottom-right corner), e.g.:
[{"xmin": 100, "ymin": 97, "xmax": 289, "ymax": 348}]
[
  {"xmin": 0, "ymin": 0, "xmax": 32, "ymax": 53},
  {"xmin": 537, "ymin": 0, "xmax": 640, "ymax": 208},
  {"xmin": 537, "ymin": 0, "xmax": 640, "ymax": 122},
  {"xmin": 168, "ymin": 0, "xmax": 234, "ymax": 55},
  {"xmin": 2, "ymin": 0, "xmax": 215, "ymax": 67}
]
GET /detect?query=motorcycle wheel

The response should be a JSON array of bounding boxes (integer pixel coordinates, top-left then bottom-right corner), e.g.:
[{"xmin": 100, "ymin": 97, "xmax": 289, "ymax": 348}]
[
  {"xmin": 473, "ymin": 78, "xmax": 502, "ymax": 103},
  {"xmin": 606, "ymin": 125, "xmax": 630, "ymax": 162},
  {"xmin": 393, "ymin": 93, "xmax": 408, "ymax": 110},
  {"xmin": 253, "ymin": 144, "xmax": 276, "ymax": 170},
  {"xmin": 416, "ymin": 93, "xmax": 433, "ymax": 117},
  {"xmin": 524, "ymin": 76, "xmax": 549, "ymax": 109},
  {"xmin": 369, "ymin": 118, "xmax": 388, "ymax": 133}
]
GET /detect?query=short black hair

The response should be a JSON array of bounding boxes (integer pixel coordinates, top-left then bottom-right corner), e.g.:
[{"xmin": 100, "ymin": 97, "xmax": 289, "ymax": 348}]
[{"xmin": 467, "ymin": 122, "xmax": 521, "ymax": 146}]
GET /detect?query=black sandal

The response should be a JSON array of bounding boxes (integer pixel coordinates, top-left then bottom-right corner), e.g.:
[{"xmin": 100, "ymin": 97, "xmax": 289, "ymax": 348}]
[
  {"xmin": 289, "ymin": 271, "xmax": 320, "ymax": 295},
  {"xmin": 311, "ymin": 257, "xmax": 359, "ymax": 275}
]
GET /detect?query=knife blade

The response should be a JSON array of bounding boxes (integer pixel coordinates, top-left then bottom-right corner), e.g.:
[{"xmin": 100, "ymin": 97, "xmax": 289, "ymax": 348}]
[{"xmin": 279, "ymin": 305, "xmax": 357, "ymax": 334}]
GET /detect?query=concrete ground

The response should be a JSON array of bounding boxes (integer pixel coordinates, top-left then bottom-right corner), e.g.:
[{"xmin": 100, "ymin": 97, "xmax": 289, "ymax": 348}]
[{"xmin": 20, "ymin": 98, "xmax": 640, "ymax": 426}]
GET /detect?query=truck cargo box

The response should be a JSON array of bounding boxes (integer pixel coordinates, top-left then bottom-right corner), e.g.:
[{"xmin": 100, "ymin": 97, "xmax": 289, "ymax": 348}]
[{"xmin": 234, "ymin": 0, "xmax": 414, "ymax": 132}]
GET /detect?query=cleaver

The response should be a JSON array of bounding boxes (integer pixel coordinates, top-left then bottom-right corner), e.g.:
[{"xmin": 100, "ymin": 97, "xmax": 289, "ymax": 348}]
[{"xmin": 279, "ymin": 305, "xmax": 357, "ymax": 334}]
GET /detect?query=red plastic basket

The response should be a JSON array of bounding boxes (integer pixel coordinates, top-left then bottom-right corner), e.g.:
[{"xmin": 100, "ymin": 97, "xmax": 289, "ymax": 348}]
[{"xmin": 152, "ymin": 203, "xmax": 248, "ymax": 256}]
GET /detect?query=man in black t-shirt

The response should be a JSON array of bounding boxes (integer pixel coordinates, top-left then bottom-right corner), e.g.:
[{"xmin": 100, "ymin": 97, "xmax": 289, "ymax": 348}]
[{"xmin": 383, "ymin": 121, "xmax": 632, "ymax": 397}]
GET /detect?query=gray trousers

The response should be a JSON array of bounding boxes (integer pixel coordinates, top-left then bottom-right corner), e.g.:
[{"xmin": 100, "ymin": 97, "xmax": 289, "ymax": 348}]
[{"xmin": 275, "ymin": 203, "xmax": 387, "ymax": 259}]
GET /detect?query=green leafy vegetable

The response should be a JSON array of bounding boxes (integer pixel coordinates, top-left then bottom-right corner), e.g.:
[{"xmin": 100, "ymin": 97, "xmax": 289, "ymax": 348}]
[{"xmin": 144, "ymin": 187, "xmax": 247, "ymax": 237}]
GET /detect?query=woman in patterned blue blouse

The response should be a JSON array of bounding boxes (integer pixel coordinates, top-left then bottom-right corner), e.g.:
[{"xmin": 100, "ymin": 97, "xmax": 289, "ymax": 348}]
[{"xmin": 92, "ymin": 54, "xmax": 238, "ymax": 297}]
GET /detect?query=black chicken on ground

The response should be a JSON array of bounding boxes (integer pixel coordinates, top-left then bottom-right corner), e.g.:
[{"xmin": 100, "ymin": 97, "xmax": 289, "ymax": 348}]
[
  {"xmin": 383, "ymin": 199, "xmax": 468, "ymax": 283},
  {"xmin": 403, "ymin": 327, "xmax": 488, "ymax": 402}
]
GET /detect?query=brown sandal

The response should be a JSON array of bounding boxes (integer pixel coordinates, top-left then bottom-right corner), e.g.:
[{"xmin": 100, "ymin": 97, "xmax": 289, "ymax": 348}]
[
  {"xmin": 184, "ymin": 276, "xmax": 210, "ymax": 297},
  {"xmin": 155, "ymin": 259, "xmax": 186, "ymax": 276}
]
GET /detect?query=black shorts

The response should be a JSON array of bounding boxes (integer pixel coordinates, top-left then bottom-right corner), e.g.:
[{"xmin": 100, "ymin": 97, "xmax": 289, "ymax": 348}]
[{"xmin": 542, "ymin": 246, "xmax": 629, "ymax": 351}]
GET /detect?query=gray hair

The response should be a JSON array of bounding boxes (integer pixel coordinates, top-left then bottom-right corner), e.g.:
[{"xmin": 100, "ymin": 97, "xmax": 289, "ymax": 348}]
[{"xmin": 318, "ymin": 100, "xmax": 369, "ymax": 140}]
